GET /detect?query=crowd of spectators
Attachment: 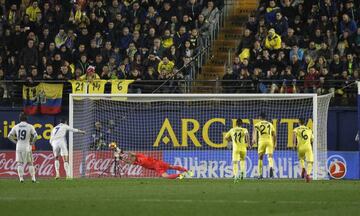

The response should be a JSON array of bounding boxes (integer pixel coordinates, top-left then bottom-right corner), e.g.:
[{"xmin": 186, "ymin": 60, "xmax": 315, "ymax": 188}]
[
  {"xmin": 0, "ymin": 0, "xmax": 224, "ymax": 97},
  {"xmin": 223, "ymin": 0, "xmax": 359, "ymax": 101}
]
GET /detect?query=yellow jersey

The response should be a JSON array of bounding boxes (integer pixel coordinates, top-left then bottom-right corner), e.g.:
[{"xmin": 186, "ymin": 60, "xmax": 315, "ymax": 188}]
[
  {"xmin": 225, "ymin": 127, "xmax": 249, "ymax": 151},
  {"xmin": 254, "ymin": 120, "xmax": 275, "ymax": 143},
  {"xmin": 293, "ymin": 125, "xmax": 313, "ymax": 150}
]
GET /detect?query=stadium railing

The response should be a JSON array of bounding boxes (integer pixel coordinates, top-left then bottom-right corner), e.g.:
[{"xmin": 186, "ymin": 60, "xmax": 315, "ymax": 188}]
[{"xmin": 0, "ymin": 79, "xmax": 356, "ymax": 108}]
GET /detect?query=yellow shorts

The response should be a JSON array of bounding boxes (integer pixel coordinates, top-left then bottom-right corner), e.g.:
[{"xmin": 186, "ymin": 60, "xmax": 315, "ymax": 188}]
[
  {"xmin": 298, "ymin": 148, "xmax": 313, "ymax": 162},
  {"xmin": 232, "ymin": 150, "xmax": 246, "ymax": 161},
  {"xmin": 258, "ymin": 141, "xmax": 274, "ymax": 155}
]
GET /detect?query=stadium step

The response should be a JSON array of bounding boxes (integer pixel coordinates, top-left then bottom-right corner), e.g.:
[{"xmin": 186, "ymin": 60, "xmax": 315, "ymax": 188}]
[
  {"xmin": 211, "ymin": 41, "xmax": 238, "ymax": 52},
  {"xmin": 194, "ymin": 0, "xmax": 257, "ymax": 93}
]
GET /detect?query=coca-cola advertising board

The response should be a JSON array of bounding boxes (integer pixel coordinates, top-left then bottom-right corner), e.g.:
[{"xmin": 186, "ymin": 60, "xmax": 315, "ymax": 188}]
[
  {"xmin": 0, "ymin": 151, "xmax": 162, "ymax": 178},
  {"xmin": 74, "ymin": 151, "xmax": 162, "ymax": 178},
  {"xmin": 0, "ymin": 151, "xmax": 65, "ymax": 177}
]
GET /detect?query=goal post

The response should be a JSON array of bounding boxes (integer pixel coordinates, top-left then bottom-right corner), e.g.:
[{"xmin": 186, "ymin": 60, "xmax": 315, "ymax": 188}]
[{"xmin": 69, "ymin": 93, "xmax": 332, "ymax": 180}]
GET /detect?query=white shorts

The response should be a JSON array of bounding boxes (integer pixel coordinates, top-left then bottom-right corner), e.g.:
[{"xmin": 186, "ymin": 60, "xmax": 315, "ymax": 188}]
[
  {"xmin": 51, "ymin": 141, "xmax": 68, "ymax": 157},
  {"xmin": 16, "ymin": 150, "xmax": 33, "ymax": 163}
]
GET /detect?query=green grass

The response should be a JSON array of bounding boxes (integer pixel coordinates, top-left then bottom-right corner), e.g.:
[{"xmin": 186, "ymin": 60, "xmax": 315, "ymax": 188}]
[{"xmin": 1, "ymin": 179, "xmax": 360, "ymax": 216}]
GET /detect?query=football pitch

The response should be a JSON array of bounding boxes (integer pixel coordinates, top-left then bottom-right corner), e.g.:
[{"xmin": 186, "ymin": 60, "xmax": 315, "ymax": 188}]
[{"xmin": 1, "ymin": 179, "xmax": 360, "ymax": 216}]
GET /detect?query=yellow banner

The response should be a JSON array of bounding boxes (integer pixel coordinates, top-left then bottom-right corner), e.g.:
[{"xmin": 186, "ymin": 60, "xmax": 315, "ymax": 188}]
[
  {"xmin": 69, "ymin": 80, "xmax": 87, "ymax": 94},
  {"xmin": 110, "ymin": 80, "xmax": 134, "ymax": 94},
  {"xmin": 88, "ymin": 80, "xmax": 108, "ymax": 94},
  {"xmin": 22, "ymin": 85, "xmax": 38, "ymax": 100}
]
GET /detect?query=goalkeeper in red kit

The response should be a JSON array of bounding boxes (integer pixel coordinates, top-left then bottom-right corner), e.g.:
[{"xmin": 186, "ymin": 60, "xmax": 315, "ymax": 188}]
[{"xmin": 110, "ymin": 143, "xmax": 193, "ymax": 179}]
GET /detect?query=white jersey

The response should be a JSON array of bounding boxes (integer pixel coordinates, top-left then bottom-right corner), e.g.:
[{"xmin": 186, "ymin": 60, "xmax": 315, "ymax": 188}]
[
  {"xmin": 8, "ymin": 121, "xmax": 37, "ymax": 152},
  {"xmin": 50, "ymin": 123, "xmax": 79, "ymax": 145}
]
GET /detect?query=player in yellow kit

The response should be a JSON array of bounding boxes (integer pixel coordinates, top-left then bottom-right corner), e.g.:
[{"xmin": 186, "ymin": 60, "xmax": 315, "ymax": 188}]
[
  {"xmin": 252, "ymin": 113, "xmax": 276, "ymax": 179},
  {"xmin": 293, "ymin": 118, "xmax": 314, "ymax": 183},
  {"xmin": 225, "ymin": 119, "xmax": 250, "ymax": 182}
]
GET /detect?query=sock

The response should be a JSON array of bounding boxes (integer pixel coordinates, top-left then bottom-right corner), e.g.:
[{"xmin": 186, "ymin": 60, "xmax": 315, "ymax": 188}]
[
  {"xmin": 54, "ymin": 160, "xmax": 60, "ymax": 176},
  {"xmin": 299, "ymin": 159, "xmax": 305, "ymax": 170},
  {"xmin": 169, "ymin": 165, "xmax": 187, "ymax": 172},
  {"xmin": 258, "ymin": 159, "xmax": 263, "ymax": 176},
  {"xmin": 64, "ymin": 162, "xmax": 69, "ymax": 178},
  {"xmin": 165, "ymin": 174, "xmax": 180, "ymax": 179},
  {"xmin": 307, "ymin": 162, "xmax": 313, "ymax": 176},
  {"xmin": 240, "ymin": 159, "xmax": 246, "ymax": 176},
  {"xmin": 232, "ymin": 161, "xmax": 239, "ymax": 177},
  {"xmin": 17, "ymin": 164, "xmax": 24, "ymax": 181},
  {"xmin": 29, "ymin": 165, "xmax": 36, "ymax": 181},
  {"xmin": 268, "ymin": 157, "xmax": 274, "ymax": 169}
]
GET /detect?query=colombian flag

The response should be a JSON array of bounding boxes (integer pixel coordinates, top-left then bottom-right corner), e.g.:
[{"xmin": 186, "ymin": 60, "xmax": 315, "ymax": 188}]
[
  {"xmin": 39, "ymin": 83, "xmax": 63, "ymax": 114},
  {"xmin": 22, "ymin": 83, "xmax": 63, "ymax": 115}
]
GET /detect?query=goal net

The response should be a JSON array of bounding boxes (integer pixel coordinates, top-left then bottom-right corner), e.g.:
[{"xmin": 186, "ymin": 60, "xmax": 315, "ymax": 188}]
[{"xmin": 69, "ymin": 94, "xmax": 332, "ymax": 180}]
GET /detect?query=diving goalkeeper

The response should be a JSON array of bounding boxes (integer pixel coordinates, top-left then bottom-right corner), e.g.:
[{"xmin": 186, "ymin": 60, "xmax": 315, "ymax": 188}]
[{"xmin": 110, "ymin": 143, "xmax": 193, "ymax": 179}]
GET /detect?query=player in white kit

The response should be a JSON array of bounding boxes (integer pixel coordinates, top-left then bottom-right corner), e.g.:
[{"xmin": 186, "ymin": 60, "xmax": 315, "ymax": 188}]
[
  {"xmin": 50, "ymin": 119, "xmax": 85, "ymax": 179},
  {"xmin": 7, "ymin": 113, "xmax": 38, "ymax": 183}
]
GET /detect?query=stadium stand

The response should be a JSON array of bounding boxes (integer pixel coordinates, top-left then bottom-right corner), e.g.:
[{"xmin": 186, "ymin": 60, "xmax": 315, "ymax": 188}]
[
  {"xmin": 216, "ymin": 0, "xmax": 359, "ymax": 104},
  {"xmin": 0, "ymin": 0, "xmax": 358, "ymax": 105}
]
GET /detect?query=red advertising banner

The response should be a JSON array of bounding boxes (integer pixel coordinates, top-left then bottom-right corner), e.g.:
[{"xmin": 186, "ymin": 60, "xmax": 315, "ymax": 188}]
[
  {"xmin": 0, "ymin": 151, "xmax": 163, "ymax": 178},
  {"xmin": 75, "ymin": 151, "xmax": 163, "ymax": 178},
  {"xmin": 0, "ymin": 151, "xmax": 65, "ymax": 178}
]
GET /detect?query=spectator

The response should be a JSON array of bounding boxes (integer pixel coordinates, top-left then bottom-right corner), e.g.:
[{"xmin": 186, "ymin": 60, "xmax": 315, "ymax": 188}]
[
  {"xmin": 345, "ymin": 53, "xmax": 358, "ymax": 76},
  {"xmin": 26, "ymin": 1, "xmax": 41, "ymax": 23},
  {"xmin": 80, "ymin": 66, "xmax": 100, "ymax": 81},
  {"xmin": 330, "ymin": 54, "xmax": 344, "ymax": 78},
  {"xmin": 317, "ymin": 68, "xmax": 334, "ymax": 95},
  {"xmin": 236, "ymin": 28, "xmax": 254, "ymax": 56},
  {"xmin": 315, "ymin": 56, "xmax": 328, "ymax": 72},
  {"xmin": 54, "ymin": 26, "xmax": 68, "ymax": 49},
  {"xmin": 201, "ymin": 1, "xmax": 219, "ymax": 24},
  {"xmin": 151, "ymin": 38, "xmax": 166, "ymax": 58},
  {"xmin": 222, "ymin": 67, "xmax": 237, "ymax": 93},
  {"xmin": 162, "ymin": 29, "xmax": 174, "ymax": 49},
  {"xmin": 282, "ymin": 28, "xmax": 298, "ymax": 48},
  {"xmin": 166, "ymin": 45, "xmax": 181, "ymax": 68},
  {"xmin": 185, "ymin": 0, "xmax": 202, "ymax": 20},
  {"xmin": 290, "ymin": 54, "xmax": 302, "ymax": 76},
  {"xmin": 142, "ymin": 67, "xmax": 159, "ymax": 93},
  {"xmin": 320, "ymin": 0, "xmax": 337, "ymax": 18},
  {"xmin": 196, "ymin": 14, "xmax": 210, "ymax": 46},
  {"xmin": 19, "ymin": 39, "xmax": 39, "ymax": 72},
  {"xmin": 157, "ymin": 56, "xmax": 175, "ymax": 76},
  {"xmin": 289, "ymin": 45, "xmax": 304, "ymax": 62},
  {"xmin": 58, "ymin": 65, "xmax": 72, "ymax": 80},
  {"xmin": 265, "ymin": 28, "xmax": 282, "ymax": 50},
  {"xmin": 271, "ymin": 12, "xmax": 288, "ymax": 36},
  {"xmin": 281, "ymin": 0, "xmax": 296, "ymax": 21},
  {"xmin": 250, "ymin": 40, "xmax": 263, "ymax": 62},
  {"xmin": 265, "ymin": 0, "xmax": 280, "ymax": 24},
  {"xmin": 43, "ymin": 65, "xmax": 56, "ymax": 80},
  {"xmin": 317, "ymin": 42, "xmax": 332, "ymax": 62},
  {"xmin": 76, "ymin": 54, "xmax": 90, "ymax": 75},
  {"xmin": 304, "ymin": 41, "xmax": 318, "ymax": 60},
  {"xmin": 26, "ymin": 66, "xmax": 40, "ymax": 83},
  {"xmin": 232, "ymin": 57, "xmax": 241, "ymax": 75},
  {"xmin": 311, "ymin": 29, "xmax": 324, "ymax": 49},
  {"xmin": 304, "ymin": 67, "xmax": 319, "ymax": 93},
  {"xmin": 246, "ymin": 14, "xmax": 258, "ymax": 33},
  {"xmin": 100, "ymin": 65, "xmax": 112, "ymax": 80},
  {"xmin": 340, "ymin": 14, "xmax": 358, "ymax": 35}
]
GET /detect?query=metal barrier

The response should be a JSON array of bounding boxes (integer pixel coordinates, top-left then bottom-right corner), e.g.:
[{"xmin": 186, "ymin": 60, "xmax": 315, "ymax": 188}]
[{"xmin": 0, "ymin": 79, "xmax": 357, "ymax": 107}]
